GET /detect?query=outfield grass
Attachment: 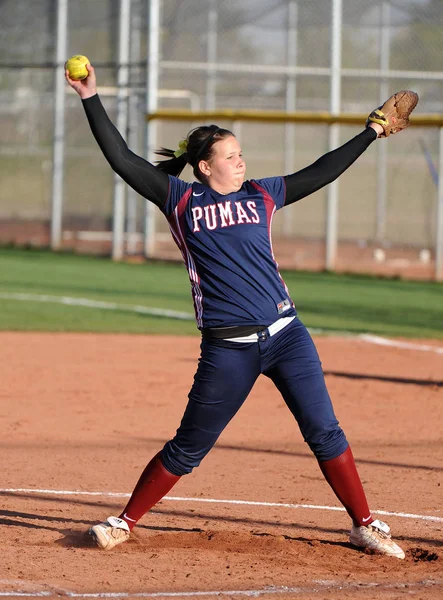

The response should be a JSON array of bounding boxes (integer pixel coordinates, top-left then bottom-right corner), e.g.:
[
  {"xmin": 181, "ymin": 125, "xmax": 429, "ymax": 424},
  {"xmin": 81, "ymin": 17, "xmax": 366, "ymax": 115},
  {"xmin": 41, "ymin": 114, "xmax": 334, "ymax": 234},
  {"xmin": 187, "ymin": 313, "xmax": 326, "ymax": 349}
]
[{"xmin": 0, "ymin": 247, "xmax": 442, "ymax": 339}]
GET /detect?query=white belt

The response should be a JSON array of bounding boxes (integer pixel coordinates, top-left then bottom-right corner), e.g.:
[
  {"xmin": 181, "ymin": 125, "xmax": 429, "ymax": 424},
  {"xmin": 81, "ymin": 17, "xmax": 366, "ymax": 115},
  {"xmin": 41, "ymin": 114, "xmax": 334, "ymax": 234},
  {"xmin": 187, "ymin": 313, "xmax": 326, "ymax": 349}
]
[{"xmin": 224, "ymin": 316, "xmax": 296, "ymax": 343}]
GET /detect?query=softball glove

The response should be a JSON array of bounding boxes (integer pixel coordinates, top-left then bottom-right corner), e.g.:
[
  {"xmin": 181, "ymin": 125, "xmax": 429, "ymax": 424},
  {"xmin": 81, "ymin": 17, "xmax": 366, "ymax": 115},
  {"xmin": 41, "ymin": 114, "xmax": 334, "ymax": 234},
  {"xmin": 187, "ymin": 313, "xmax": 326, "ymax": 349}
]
[{"xmin": 366, "ymin": 90, "xmax": 419, "ymax": 137}]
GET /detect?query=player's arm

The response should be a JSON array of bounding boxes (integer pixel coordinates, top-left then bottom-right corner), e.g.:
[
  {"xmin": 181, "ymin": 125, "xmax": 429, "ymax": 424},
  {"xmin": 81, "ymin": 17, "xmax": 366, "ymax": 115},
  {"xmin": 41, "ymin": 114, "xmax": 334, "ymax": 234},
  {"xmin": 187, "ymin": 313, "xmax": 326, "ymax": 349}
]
[
  {"xmin": 66, "ymin": 63, "xmax": 169, "ymax": 209},
  {"xmin": 283, "ymin": 126, "xmax": 379, "ymax": 206},
  {"xmin": 81, "ymin": 95, "xmax": 169, "ymax": 208}
]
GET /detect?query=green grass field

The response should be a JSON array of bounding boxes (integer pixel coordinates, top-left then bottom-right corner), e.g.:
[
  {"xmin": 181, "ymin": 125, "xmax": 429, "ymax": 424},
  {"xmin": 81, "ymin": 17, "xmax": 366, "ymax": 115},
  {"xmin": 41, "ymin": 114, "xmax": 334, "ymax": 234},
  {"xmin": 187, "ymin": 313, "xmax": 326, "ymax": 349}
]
[{"xmin": 1, "ymin": 247, "xmax": 442, "ymax": 339}]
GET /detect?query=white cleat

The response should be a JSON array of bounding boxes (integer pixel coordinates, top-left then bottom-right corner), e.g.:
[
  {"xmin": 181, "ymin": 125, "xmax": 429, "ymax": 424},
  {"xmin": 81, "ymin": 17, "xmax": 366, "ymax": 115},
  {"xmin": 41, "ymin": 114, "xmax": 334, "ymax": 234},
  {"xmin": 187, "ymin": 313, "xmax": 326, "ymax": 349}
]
[
  {"xmin": 89, "ymin": 516, "xmax": 130, "ymax": 550},
  {"xmin": 349, "ymin": 519, "xmax": 405, "ymax": 559}
]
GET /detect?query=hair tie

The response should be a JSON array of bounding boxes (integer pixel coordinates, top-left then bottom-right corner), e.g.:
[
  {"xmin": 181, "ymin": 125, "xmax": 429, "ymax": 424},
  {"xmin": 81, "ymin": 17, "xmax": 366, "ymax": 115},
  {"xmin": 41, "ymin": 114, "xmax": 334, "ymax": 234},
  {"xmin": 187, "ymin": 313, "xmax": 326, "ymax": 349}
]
[{"xmin": 173, "ymin": 139, "xmax": 188, "ymax": 158}]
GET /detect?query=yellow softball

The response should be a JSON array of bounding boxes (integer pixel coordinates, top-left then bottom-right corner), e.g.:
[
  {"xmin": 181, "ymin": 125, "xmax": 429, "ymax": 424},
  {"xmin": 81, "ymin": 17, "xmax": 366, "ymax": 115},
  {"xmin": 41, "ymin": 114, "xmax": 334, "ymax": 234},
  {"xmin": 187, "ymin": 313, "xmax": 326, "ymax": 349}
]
[{"xmin": 65, "ymin": 55, "xmax": 90, "ymax": 81}]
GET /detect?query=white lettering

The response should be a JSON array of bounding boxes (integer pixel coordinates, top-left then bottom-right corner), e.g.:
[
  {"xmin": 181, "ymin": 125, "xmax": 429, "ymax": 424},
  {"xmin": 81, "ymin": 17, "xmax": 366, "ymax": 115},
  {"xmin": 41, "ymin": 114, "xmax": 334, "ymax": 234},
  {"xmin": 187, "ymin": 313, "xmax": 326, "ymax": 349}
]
[
  {"xmin": 192, "ymin": 200, "xmax": 261, "ymax": 232},
  {"xmin": 235, "ymin": 201, "xmax": 251, "ymax": 224},
  {"xmin": 217, "ymin": 201, "xmax": 235, "ymax": 227},
  {"xmin": 204, "ymin": 205, "xmax": 218, "ymax": 230},
  {"xmin": 246, "ymin": 201, "xmax": 260, "ymax": 223},
  {"xmin": 192, "ymin": 206, "xmax": 203, "ymax": 232}
]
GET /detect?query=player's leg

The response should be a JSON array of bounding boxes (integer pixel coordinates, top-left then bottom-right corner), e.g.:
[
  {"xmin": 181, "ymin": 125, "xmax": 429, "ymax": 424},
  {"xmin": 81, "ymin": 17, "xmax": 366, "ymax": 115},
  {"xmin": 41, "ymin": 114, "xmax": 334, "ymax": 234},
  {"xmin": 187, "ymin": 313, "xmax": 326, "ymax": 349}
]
[
  {"xmin": 262, "ymin": 318, "xmax": 404, "ymax": 558},
  {"xmin": 89, "ymin": 451, "xmax": 180, "ymax": 550},
  {"xmin": 262, "ymin": 319, "xmax": 370, "ymax": 521},
  {"xmin": 160, "ymin": 339, "xmax": 260, "ymax": 476},
  {"xmin": 90, "ymin": 339, "xmax": 260, "ymax": 549},
  {"xmin": 121, "ymin": 339, "xmax": 260, "ymax": 521}
]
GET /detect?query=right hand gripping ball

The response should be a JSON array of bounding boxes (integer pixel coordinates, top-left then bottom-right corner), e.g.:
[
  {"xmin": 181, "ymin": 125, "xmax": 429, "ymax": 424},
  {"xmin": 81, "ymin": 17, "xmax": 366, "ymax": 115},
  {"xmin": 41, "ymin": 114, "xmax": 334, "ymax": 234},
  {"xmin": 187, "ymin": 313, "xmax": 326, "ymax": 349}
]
[{"xmin": 65, "ymin": 55, "xmax": 90, "ymax": 81}]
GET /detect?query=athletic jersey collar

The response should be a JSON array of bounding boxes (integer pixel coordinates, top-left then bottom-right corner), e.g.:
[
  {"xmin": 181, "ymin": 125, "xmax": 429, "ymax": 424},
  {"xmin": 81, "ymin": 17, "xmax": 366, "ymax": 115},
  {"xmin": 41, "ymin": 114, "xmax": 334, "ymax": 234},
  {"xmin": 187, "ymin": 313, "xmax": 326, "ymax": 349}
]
[{"xmin": 192, "ymin": 181, "xmax": 243, "ymax": 198}]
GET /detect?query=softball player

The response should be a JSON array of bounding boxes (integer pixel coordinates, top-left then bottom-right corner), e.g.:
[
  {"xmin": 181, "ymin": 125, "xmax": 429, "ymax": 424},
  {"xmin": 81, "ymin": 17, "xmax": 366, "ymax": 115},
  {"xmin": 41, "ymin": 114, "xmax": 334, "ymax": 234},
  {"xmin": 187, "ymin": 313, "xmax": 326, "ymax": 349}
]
[{"xmin": 66, "ymin": 63, "xmax": 407, "ymax": 559}]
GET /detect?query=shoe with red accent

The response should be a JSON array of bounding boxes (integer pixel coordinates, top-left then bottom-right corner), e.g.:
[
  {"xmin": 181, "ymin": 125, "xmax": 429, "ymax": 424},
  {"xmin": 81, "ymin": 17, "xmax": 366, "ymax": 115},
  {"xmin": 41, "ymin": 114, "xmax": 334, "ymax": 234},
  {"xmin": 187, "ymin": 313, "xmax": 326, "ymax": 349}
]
[
  {"xmin": 89, "ymin": 516, "xmax": 130, "ymax": 550},
  {"xmin": 349, "ymin": 519, "xmax": 405, "ymax": 559}
]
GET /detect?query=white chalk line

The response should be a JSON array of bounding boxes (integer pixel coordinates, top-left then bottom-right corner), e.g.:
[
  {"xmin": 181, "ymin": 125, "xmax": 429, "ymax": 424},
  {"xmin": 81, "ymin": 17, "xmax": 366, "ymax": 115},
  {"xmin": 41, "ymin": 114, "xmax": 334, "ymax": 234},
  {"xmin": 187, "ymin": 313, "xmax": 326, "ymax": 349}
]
[
  {"xmin": 1, "ymin": 487, "xmax": 442, "ymax": 523},
  {"xmin": 1, "ymin": 292, "xmax": 443, "ymax": 354},
  {"xmin": 0, "ymin": 293, "xmax": 194, "ymax": 322},
  {"xmin": 0, "ymin": 580, "xmax": 443, "ymax": 598},
  {"xmin": 359, "ymin": 333, "xmax": 443, "ymax": 354}
]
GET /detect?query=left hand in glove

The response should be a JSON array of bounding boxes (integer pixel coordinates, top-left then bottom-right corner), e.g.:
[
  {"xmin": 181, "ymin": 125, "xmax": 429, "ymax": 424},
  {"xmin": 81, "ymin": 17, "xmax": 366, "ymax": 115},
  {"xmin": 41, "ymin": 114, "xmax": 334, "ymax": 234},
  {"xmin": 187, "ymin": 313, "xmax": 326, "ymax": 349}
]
[{"xmin": 366, "ymin": 90, "xmax": 419, "ymax": 137}]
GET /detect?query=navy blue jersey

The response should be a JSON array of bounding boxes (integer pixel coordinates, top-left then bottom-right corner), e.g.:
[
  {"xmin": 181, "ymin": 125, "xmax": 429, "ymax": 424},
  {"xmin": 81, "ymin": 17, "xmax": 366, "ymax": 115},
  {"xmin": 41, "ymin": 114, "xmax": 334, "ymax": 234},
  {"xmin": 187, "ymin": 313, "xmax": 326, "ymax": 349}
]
[
  {"xmin": 164, "ymin": 176, "xmax": 296, "ymax": 329},
  {"xmin": 81, "ymin": 94, "xmax": 377, "ymax": 331}
]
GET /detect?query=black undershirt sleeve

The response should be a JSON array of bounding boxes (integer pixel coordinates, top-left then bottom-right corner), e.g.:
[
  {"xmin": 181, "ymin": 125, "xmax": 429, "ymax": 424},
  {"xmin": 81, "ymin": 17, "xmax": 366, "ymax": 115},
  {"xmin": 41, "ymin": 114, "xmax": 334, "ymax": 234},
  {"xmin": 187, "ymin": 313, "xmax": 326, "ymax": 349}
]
[
  {"xmin": 81, "ymin": 95, "xmax": 376, "ymax": 212},
  {"xmin": 283, "ymin": 128, "xmax": 377, "ymax": 206},
  {"xmin": 81, "ymin": 94, "xmax": 169, "ymax": 210}
]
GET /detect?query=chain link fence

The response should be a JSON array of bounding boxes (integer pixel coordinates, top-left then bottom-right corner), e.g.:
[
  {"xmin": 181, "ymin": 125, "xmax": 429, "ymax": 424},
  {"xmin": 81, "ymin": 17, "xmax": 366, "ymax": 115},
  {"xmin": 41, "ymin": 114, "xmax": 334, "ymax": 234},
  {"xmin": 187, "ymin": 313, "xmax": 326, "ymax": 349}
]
[{"xmin": 1, "ymin": 0, "xmax": 442, "ymax": 278}]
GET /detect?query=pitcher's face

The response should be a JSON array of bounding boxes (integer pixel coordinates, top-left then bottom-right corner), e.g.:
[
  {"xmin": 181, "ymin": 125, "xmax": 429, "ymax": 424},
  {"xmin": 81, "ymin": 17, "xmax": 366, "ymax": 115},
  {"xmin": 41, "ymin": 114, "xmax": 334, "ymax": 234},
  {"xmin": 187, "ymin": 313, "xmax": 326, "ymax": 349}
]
[{"xmin": 200, "ymin": 135, "xmax": 246, "ymax": 194}]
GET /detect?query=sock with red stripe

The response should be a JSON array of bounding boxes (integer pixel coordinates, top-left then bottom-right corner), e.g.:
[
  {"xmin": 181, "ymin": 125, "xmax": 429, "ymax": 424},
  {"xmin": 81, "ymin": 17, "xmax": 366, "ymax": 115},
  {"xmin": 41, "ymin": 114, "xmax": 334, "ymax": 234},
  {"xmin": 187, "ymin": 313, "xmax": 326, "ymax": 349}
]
[
  {"xmin": 318, "ymin": 446, "xmax": 374, "ymax": 527},
  {"xmin": 119, "ymin": 452, "xmax": 181, "ymax": 530}
]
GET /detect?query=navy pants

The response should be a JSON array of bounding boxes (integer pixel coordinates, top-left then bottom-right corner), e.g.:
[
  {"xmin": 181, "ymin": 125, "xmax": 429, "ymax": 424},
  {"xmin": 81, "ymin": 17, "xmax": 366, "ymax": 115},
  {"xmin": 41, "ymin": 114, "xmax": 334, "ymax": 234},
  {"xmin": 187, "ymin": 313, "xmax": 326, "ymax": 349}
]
[{"xmin": 162, "ymin": 317, "xmax": 348, "ymax": 476}]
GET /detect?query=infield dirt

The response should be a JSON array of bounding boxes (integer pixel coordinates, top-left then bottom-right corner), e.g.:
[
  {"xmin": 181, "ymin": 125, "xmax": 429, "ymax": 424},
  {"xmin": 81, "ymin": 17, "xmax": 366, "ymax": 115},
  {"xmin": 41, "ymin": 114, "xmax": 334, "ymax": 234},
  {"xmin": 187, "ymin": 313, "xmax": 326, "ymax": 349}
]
[{"xmin": 0, "ymin": 332, "xmax": 442, "ymax": 599}]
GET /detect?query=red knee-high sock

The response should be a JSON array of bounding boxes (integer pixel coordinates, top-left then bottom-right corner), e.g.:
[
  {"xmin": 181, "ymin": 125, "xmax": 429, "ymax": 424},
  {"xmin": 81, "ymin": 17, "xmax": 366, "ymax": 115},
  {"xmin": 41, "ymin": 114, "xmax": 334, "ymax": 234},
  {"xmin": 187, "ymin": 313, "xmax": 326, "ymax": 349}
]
[
  {"xmin": 119, "ymin": 453, "xmax": 181, "ymax": 530},
  {"xmin": 318, "ymin": 446, "xmax": 374, "ymax": 527}
]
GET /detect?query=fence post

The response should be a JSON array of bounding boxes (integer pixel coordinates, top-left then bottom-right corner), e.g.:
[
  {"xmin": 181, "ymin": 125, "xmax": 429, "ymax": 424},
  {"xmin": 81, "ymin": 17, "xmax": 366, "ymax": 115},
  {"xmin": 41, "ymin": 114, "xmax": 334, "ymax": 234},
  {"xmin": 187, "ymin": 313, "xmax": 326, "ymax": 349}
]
[
  {"xmin": 436, "ymin": 127, "xmax": 443, "ymax": 281},
  {"xmin": 144, "ymin": 0, "xmax": 161, "ymax": 258},
  {"xmin": 325, "ymin": 0, "xmax": 342, "ymax": 271},
  {"xmin": 51, "ymin": 0, "xmax": 68, "ymax": 250}
]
